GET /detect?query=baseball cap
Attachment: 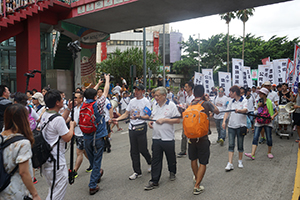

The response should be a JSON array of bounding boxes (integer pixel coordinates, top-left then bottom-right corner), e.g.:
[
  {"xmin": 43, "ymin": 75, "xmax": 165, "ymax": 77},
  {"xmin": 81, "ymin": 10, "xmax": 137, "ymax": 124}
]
[
  {"xmin": 263, "ymin": 81, "xmax": 271, "ymax": 86},
  {"xmin": 272, "ymin": 84, "xmax": 276, "ymax": 87},
  {"xmin": 259, "ymin": 88, "xmax": 269, "ymax": 95},
  {"xmin": 133, "ymin": 84, "xmax": 145, "ymax": 90}
]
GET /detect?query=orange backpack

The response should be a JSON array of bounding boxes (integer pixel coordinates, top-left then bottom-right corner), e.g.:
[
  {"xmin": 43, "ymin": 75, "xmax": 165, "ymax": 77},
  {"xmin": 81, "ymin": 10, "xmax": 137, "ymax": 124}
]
[{"xmin": 182, "ymin": 101, "xmax": 209, "ymax": 139}]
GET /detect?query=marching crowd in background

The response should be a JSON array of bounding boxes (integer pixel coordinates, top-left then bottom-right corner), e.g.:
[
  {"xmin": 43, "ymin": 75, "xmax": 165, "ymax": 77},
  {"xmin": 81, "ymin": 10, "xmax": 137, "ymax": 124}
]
[{"xmin": 1, "ymin": 73, "xmax": 300, "ymax": 199}]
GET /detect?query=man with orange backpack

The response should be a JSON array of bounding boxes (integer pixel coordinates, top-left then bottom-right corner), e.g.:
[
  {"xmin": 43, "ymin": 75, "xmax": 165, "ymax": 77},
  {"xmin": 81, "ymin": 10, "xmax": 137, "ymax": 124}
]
[
  {"xmin": 183, "ymin": 85, "xmax": 219, "ymax": 195},
  {"xmin": 79, "ymin": 74, "xmax": 110, "ymax": 195}
]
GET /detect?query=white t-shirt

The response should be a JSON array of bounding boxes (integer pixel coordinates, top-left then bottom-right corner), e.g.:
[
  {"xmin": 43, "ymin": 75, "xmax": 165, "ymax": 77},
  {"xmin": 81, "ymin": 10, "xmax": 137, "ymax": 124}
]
[
  {"xmin": 126, "ymin": 97, "xmax": 151, "ymax": 130},
  {"xmin": 112, "ymin": 96, "xmax": 119, "ymax": 113},
  {"xmin": 177, "ymin": 90, "xmax": 186, "ymax": 104},
  {"xmin": 267, "ymin": 90, "xmax": 279, "ymax": 103},
  {"xmin": 35, "ymin": 105, "xmax": 45, "ymax": 117},
  {"xmin": 73, "ymin": 105, "xmax": 83, "ymax": 137},
  {"xmin": 227, "ymin": 97, "xmax": 248, "ymax": 129},
  {"xmin": 166, "ymin": 92, "xmax": 174, "ymax": 101},
  {"xmin": 152, "ymin": 100, "xmax": 180, "ymax": 141},
  {"xmin": 40, "ymin": 111, "xmax": 69, "ymax": 166},
  {"xmin": 214, "ymin": 95, "xmax": 228, "ymax": 119},
  {"xmin": 28, "ymin": 106, "xmax": 39, "ymax": 121},
  {"xmin": 186, "ymin": 94, "xmax": 195, "ymax": 105},
  {"xmin": 113, "ymin": 86, "xmax": 122, "ymax": 95},
  {"xmin": 104, "ymin": 98, "xmax": 112, "ymax": 122},
  {"xmin": 122, "ymin": 79, "xmax": 127, "ymax": 85},
  {"xmin": 245, "ymin": 94, "xmax": 255, "ymax": 112},
  {"xmin": 120, "ymin": 97, "xmax": 130, "ymax": 110}
]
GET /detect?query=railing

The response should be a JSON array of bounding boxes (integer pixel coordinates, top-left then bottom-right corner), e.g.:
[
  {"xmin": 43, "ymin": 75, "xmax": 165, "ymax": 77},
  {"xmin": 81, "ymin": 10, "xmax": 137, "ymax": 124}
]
[{"xmin": 0, "ymin": 0, "xmax": 70, "ymax": 18}]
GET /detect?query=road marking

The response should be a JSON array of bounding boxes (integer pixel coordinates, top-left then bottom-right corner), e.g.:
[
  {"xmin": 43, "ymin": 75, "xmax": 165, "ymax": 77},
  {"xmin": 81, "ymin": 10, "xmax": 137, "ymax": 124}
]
[{"xmin": 292, "ymin": 148, "xmax": 300, "ymax": 200}]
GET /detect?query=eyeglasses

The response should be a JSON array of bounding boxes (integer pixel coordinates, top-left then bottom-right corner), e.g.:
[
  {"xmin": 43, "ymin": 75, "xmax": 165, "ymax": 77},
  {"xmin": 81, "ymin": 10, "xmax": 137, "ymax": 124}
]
[{"xmin": 218, "ymin": 90, "xmax": 224, "ymax": 93}]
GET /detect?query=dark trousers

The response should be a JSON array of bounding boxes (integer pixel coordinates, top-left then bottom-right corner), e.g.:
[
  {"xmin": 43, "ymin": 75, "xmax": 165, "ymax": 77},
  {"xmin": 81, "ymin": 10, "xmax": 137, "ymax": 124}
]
[
  {"xmin": 150, "ymin": 139, "xmax": 176, "ymax": 184},
  {"xmin": 129, "ymin": 124, "xmax": 152, "ymax": 175}
]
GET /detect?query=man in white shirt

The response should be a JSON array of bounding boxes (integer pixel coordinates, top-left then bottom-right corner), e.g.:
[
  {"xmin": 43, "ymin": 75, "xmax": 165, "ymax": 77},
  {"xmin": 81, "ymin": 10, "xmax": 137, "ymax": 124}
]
[
  {"xmin": 120, "ymin": 91, "xmax": 130, "ymax": 114},
  {"xmin": 177, "ymin": 85, "xmax": 186, "ymax": 104},
  {"xmin": 144, "ymin": 87, "xmax": 180, "ymax": 190},
  {"xmin": 178, "ymin": 81, "xmax": 195, "ymax": 158},
  {"xmin": 222, "ymin": 85, "xmax": 248, "ymax": 171},
  {"xmin": 166, "ymin": 88, "xmax": 174, "ymax": 102},
  {"xmin": 113, "ymin": 84, "xmax": 152, "ymax": 180},
  {"xmin": 214, "ymin": 87, "xmax": 228, "ymax": 146},
  {"xmin": 41, "ymin": 90, "xmax": 75, "ymax": 200},
  {"xmin": 112, "ymin": 83, "xmax": 122, "ymax": 96}
]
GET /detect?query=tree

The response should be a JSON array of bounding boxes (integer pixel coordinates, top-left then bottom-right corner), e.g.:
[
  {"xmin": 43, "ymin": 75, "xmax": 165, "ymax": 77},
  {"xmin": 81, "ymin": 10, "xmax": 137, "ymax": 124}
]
[
  {"xmin": 220, "ymin": 12, "xmax": 236, "ymax": 72},
  {"xmin": 97, "ymin": 47, "xmax": 161, "ymax": 89},
  {"xmin": 236, "ymin": 8, "xmax": 255, "ymax": 60}
]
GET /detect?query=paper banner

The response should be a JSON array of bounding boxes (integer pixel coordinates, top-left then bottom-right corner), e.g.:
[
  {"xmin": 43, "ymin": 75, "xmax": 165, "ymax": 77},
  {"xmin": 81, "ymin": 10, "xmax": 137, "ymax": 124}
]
[
  {"xmin": 232, "ymin": 58, "xmax": 244, "ymax": 86},
  {"xmin": 293, "ymin": 44, "xmax": 300, "ymax": 93},
  {"xmin": 202, "ymin": 69, "xmax": 214, "ymax": 94},
  {"xmin": 218, "ymin": 72, "xmax": 231, "ymax": 96},
  {"xmin": 251, "ymin": 69, "xmax": 258, "ymax": 80},
  {"xmin": 194, "ymin": 72, "xmax": 203, "ymax": 86},
  {"xmin": 273, "ymin": 58, "xmax": 288, "ymax": 85},
  {"xmin": 243, "ymin": 66, "xmax": 252, "ymax": 88},
  {"xmin": 286, "ymin": 58, "xmax": 294, "ymax": 85}
]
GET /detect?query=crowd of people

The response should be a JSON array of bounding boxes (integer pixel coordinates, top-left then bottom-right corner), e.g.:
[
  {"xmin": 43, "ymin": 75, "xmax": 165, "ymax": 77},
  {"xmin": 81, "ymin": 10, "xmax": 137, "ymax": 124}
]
[{"xmin": 1, "ymin": 75, "xmax": 300, "ymax": 199}]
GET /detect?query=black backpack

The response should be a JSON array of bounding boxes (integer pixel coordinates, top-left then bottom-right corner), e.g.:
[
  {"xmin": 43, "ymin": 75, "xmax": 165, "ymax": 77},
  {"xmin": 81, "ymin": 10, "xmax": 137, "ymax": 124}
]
[{"xmin": 0, "ymin": 135, "xmax": 27, "ymax": 192}]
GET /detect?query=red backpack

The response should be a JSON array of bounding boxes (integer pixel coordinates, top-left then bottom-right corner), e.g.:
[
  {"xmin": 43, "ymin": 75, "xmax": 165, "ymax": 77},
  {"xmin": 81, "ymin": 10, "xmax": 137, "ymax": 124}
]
[{"xmin": 79, "ymin": 102, "xmax": 98, "ymax": 134}]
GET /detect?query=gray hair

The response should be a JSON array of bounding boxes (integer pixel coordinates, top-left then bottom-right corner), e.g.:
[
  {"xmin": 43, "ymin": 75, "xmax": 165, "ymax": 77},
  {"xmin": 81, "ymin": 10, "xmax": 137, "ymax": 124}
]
[{"xmin": 154, "ymin": 87, "xmax": 167, "ymax": 96}]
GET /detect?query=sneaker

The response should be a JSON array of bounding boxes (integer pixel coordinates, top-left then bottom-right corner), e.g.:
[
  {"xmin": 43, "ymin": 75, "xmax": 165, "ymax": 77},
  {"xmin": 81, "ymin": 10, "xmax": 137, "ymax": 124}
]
[
  {"xmin": 147, "ymin": 165, "xmax": 151, "ymax": 173},
  {"xmin": 216, "ymin": 139, "xmax": 221, "ymax": 143},
  {"xmin": 219, "ymin": 138, "xmax": 224, "ymax": 146},
  {"xmin": 259, "ymin": 137, "xmax": 266, "ymax": 144},
  {"xmin": 169, "ymin": 172, "xmax": 176, "ymax": 181},
  {"xmin": 144, "ymin": 181, "xmax": 159, "ymax": 190},
  {"xmin": 267, "ymin": 153, "xmax": 274, "ymax": 159},
  {"xmin": 245, "ymin": 153, "xmax": 255, "ymax": 160},
  {"xmin": 73, "ymin": 170, "xmax": 78, "ymax": 178},
  {"xmin": 193, "ymin": 186, "xmax": 204, "ymax": 195},
  {"xmin": 238, "ymin": 160, "xmax": 243, "ymax": 168},
  {"xmin": 129, "ymin": 172, "xmax": 142, "ymax": 180},
  {"xmin": 33, "ymin": 177, "xmax": 38, "ymax": 184},
  {"xmin": 225, "ymin": 162, "xmax": 234, "ymax": 171},
  {"xmin": 177, "ymin": 152, "xmax": 186, "ymax": 158},
  {"xmin": 86, "ymin": 166, "xmax": 93, "ymax": 173}
]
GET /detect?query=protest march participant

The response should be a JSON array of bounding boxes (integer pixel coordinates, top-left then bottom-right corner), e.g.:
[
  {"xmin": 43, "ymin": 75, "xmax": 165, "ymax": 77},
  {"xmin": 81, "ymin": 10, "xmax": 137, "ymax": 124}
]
[
  {"xmin": 245, "ymin": 87, "xmax": 255, "ymax": 132},
  {"xmin": 177, "ymin": 85, "xmax": 187, "ymax": 104},
  {"xmin": 278, "ymin": 83, "xmax": 292, "ymax": 133},
  {"xmin": 113, "ymin": 83, "xmax": 152, "ymax": 180},
  {"xmin": 40, "ymin": 90, "xmax": 75, "ymax": 200},
  {"xmin": 222, "ymin": 85, "xmax": 248, "ymax": 171},
  {"xmin": 32, "ymin": 92, "xmax": 46, "ymax": 118},
  {"xmin": 293, "ymin": 85, "xmax": 300, "ymax": 143},
  {"xmin": 0, "ymin": 104, "xmax": 41, "ymax": 200},
  {"xmin": 184, "ymin": 85, "xmax": 219, "ymax": 195},
  {"xmin": 120, "ymin": 91, "xmax": 130, "ymax": 114},
  {"xmin": 245, "ymin": 87, "xmax": 278, "ymax": 160},
  {"xmin": 80, "ymin": 75, "xmax": 110, "ymax": 195},
  {"xmin": 178, "ymin": 81, "xmax": 194, "ymax": 158},
  {"xmin": 144, "ymin": 87, "xmax": 180, "ymax": 190},
  {"xmin": 214, "ymin": 87, "xmax": 228, "ymax": 146},
  {"xmin": 0, "ymin": 85, "xmax": 12, "ymax": 130}
]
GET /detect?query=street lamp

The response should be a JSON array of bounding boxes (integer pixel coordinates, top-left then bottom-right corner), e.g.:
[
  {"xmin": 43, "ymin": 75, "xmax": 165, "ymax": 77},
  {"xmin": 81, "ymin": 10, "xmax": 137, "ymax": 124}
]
[{"xmin": 193, "ymin": 33, "xmax": 201, "ymax": 73}]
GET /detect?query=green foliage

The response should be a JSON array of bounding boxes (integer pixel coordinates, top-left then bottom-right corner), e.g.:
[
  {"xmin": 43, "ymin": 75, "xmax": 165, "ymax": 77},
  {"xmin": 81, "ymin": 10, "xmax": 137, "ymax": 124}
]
[
  {"xmin": 236, "ymin": 8, "xmax": 255, "ymax": 23},
  {"xmin": 220, "ymin": 12, "xmax": 236, "ymax": 24},
  {"xmin": 97, "ymin": 47, "xmax": 162, "ymax": 85}
]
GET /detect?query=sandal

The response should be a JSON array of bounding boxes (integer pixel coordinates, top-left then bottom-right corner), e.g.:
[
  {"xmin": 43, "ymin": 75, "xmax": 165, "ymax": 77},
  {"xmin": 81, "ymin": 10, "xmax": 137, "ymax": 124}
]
[
  {"xmin": 267, "ymin": 153, "xmax": 274, "ymax": 159},
  {"xmin": 245, "ymin": 153, "xmax": 255, "ymax": 160},
  {"xmin": 295, "ymin": 139, "xmax": 300, "ymax": 143}
]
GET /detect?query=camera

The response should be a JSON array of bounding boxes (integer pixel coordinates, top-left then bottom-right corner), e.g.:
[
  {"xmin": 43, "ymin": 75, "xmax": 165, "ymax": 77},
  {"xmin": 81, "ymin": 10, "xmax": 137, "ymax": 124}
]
[{"xmin": 100, "ymin": 73, "xmax": 114, "ymax": 82}]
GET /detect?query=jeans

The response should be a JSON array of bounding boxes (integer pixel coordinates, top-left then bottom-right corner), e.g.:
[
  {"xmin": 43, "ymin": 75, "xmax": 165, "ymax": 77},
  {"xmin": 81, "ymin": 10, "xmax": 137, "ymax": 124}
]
[
  {"xmin": 129, "ymin": 124, "xmax": 152, "ymax": 175},
  {"xmin": 215, "ymin": 118, "xmax": 226, "ymax": 141},
  {"xmin": 84, "ymin": 135, "xmax": 105, "ymax": 189},
  {"xmin": 228, "ymin": 127, "xmax": 245, "ymax": 152},
  {"xmin": 248, "ymin": 111, "xmax": 254, "ymax": 125},
  {"xmin": 180, "ymin": 130, "xmax": 187, "ymax": 153},
  {"xmin": 253, "ymin": 126, "xmax": 273, "ymax": 146},
  {"xmin": 150, "ymin": 139, "xmax": 176, "ymax": 184}
]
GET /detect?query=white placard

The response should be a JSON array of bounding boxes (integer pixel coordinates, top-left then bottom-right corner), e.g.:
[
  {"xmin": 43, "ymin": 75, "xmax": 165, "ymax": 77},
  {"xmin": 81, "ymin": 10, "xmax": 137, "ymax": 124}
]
[
  {"xmin": 86, "ymin": 3, "xmax": 94, "ymax": 11},
  {"xmin": 258, "ymin": 65, "xmax": 270, "ymax": 87},
  {"xmin": 114, "ymin": 0, "xmax": 123, "ymax": 4},
  {"xmin": 218, "ymin": 72, "xmax": 231, "ymax": 96},
  {"xmin": 95, "ymin": 1, "xmax": 104, "ymax": 9},
  {"xmin": 273, "ymin": 58, "xmax": 288, "ymax": 85},
  {"xmin": 232, "ymin": 58, "xmax": 244, "ymax": 86},
  {"xmin": 104, "ymin": 0, "xmax": 113, "ymax": 7},
  {"xmin": 202, "ymin": 69, "xmax": 214, "ymax": 94},
  {"xmin": 194, "ymin": 72, "xmax": 203, "ymax": 86},
  {"xmin": 243, "ymin": 66, "xmax": 252, "ymax": 88}
]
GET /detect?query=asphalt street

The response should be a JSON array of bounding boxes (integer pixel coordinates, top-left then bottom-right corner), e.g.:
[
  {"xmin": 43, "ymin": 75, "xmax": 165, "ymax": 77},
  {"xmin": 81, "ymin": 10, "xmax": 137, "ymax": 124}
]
[{"xmin": 35, "ymin": 119, "xmax": 298, "ymax": 200}]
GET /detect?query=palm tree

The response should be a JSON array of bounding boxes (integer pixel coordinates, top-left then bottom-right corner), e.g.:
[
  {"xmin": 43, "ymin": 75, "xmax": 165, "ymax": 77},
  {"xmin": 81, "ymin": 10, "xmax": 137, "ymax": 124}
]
[
  {"xmin": 220, "ymin": 12, "xmax": 235, "ymax": 72},
  {"xmin": 236, "ymin": 8, "xmax": 255, "ymax": 61}
]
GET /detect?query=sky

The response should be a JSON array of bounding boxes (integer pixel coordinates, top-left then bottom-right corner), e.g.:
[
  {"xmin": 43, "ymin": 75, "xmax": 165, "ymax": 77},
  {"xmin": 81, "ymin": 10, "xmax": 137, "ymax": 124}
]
[{"xmin": 170, "ymin": 0, "xmax": 300, "ymax": 41}]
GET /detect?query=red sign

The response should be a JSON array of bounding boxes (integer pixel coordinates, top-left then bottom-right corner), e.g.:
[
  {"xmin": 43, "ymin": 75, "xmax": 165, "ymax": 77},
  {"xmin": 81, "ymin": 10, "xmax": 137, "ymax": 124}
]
[
  {"xmin": 101, "ymin": 42, "xmax": 107, "ymax": 61},
  {"xmin": 153, "ymin": 31, "xmax": 159, "ymax": 56}
]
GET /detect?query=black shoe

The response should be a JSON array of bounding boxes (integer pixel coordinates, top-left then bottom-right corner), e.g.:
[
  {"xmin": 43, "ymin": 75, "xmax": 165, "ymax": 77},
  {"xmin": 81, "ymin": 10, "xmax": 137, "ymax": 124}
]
[
  {"xmin": 177, "ymin": 152, "xmax": 186, "ymax": 158},
  {"xmin": 169, "ymin": 172, "xmax": 176, "ymax": 181},
  {"xmin": 89, "ymin": 185, "xmax": 99, "ymax": 195},
  {"xmin": 107, "ymin": 148, "xmax": 111, "ymax": 153},
  {"xmin": 86, "ymin": 166, "xmax": 93, "ymax": 173},
  {"xmin": 144, "ymin": 181, "xmax": 159, "ymax": 190}
]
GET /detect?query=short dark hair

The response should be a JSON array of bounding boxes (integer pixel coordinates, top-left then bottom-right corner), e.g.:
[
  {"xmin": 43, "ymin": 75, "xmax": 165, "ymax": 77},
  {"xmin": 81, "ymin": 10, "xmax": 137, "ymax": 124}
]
[
  {"xmin": 43, "ymin": 86, "xmax": 50, "ymax": 91},
  {"xmin": 32, "ymin": 89, "xmax": 38, "ymax": 93},
  {"xmin": 26, "ymin": 90, "xmax": 33, "ymax": 95},
  {"xmin": 44, "ymin": 89, "xmax": 62, "ymax": 108},
  {"xmin": 277, "ymin": 84, "xmax": 282, "ymax": 89},
  {"xmin": 0, "ymin": 85, "xmax": 7, "ymax": 97},
  {"xmin": 230, "ymin": 85, "xmax": 241, "ymax": 96},
  {"xmin": 11, "ymin": 92, "xmax": 28, "ymax": 106},
  {"xmin": 282, "ymin": 83, "xmax": 288, "ymax": 87},
  {"xmin": 186, "ymin": 81, "xmax": 194, "ymax": 90},
  {"xmin": 76, "ymin": 87, "xmax": 83, "ymax": 92},
  {"xmin": 84, "ymin": 88, "xmax": 97, "ymax": 100},
  {"xmin": 194, "ymin": 85, "xmax": 204, "ymax": 98},
  {"xmin": 75, "ymin": 91, "xmax": 83, "ymax": 98},
  {"xmin": 252, "ymin": 86, "xmax": 256, "ymax": 89}
]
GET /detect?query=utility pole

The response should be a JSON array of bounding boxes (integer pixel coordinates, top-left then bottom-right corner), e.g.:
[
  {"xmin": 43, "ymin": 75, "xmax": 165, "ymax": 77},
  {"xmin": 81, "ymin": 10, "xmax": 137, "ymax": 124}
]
[
  {"xmin": 198, "ymin": 33, "xmax": 200, "ymax": 73},
  {"xmin": 163, "ymin": 24, "xmax": 166, "ymax": 87},
  {"xmin": 143, "ymin": 27, "xmax": 146, "ymax": 90}
]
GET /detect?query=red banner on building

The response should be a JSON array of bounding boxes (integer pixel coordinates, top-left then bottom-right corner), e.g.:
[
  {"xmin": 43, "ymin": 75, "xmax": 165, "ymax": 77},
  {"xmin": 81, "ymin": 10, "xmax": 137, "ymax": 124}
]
[
  {"xmin": 101, "ymin": 42, "xmax": 107, "ymax": 61},
  {"xmin": 153, "ymin": 31, "xmax": 159, "ymax": 56}
]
